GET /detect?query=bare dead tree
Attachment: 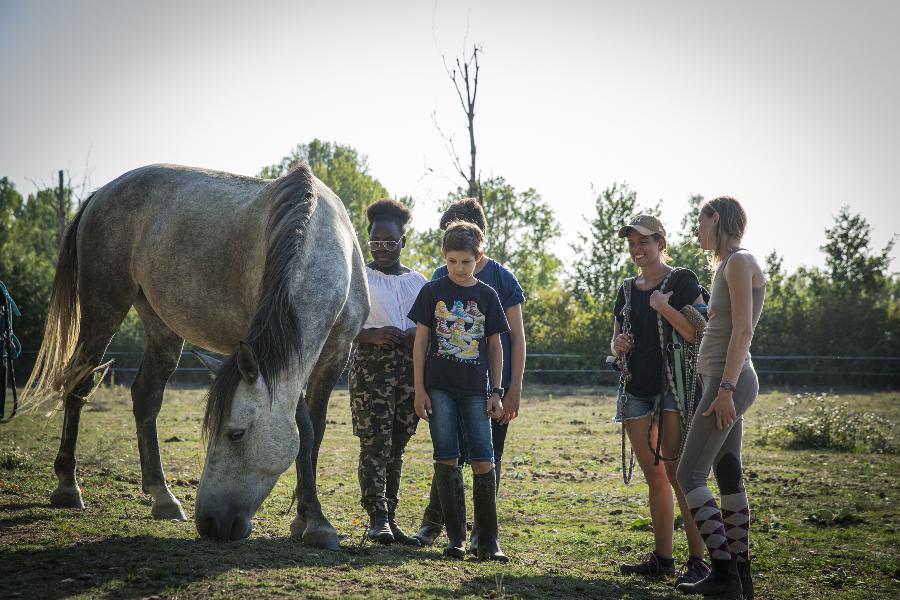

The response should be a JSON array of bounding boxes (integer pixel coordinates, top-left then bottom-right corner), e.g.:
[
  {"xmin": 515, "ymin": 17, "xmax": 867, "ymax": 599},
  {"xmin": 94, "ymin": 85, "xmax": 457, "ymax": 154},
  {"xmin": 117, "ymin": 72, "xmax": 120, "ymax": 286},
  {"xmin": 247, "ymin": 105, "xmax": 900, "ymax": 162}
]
[{"xmin": 439, "ymin": 44, "xmax": 482, "ymax": 199}]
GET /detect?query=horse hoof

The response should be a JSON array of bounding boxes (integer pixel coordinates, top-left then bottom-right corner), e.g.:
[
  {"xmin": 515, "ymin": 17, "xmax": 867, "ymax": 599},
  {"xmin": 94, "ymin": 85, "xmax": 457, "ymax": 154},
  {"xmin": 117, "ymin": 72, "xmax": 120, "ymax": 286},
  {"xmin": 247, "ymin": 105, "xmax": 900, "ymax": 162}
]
[
  {"xmin": 290, "ymin": 516, "xmax": 307, "ymax": 539},
  {"xmin": 50, "ymin": 485, "xmax": 85, "ymax": 509},
  {"xmin": 152, "ymin": 500, "xmax": 187, "ymax": 521},
  {"xmin": 302, "ymin": 524, "xmax": 340, "ymax": 550}
]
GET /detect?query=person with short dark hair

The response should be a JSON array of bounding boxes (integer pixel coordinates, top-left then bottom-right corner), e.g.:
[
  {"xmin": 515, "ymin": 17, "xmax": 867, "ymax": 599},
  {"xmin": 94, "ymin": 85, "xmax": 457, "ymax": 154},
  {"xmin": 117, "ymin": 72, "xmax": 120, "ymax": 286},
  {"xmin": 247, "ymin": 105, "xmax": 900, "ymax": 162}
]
[
  {"xmin": 350, "ymin": 199, "xmax": 426, "ymax": 545},
  {"xmin": 408, "ymin": 220, "xmax": 510, "ymax": 561},
  {"xmin": 412, "ymin": 199, "xmax": 526, "ymax": 556}
]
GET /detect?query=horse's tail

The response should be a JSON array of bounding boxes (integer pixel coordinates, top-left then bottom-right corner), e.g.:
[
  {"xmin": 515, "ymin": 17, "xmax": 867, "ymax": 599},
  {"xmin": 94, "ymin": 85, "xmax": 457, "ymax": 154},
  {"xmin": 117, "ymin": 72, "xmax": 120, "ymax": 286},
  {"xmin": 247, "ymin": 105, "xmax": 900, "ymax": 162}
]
[{"xmin": 19, "ymin": 194, "xmax": 96, "ymax": 412}]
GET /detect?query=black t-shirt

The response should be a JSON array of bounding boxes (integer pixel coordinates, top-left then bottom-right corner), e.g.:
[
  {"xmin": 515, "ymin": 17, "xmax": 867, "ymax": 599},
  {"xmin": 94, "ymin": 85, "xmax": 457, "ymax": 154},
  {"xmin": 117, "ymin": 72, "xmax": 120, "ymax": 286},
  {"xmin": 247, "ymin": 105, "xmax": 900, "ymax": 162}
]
[
  {"xmin": 407, "ymin": 276, "xmax": 510, "ymax": 394},
  {"xmin": 613, "ymin": 270, "xmax": 702, "ymax": 397}
]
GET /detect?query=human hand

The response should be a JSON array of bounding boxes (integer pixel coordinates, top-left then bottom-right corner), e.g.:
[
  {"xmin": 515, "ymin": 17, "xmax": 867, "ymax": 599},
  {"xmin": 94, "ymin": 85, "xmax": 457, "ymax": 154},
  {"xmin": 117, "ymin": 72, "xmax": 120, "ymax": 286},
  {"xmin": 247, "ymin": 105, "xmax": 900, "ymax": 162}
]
[
  {"xmin": 370, "ymin": 326, "xmax": 403, "ymax": 346},
  {"xmin": 649, "ymin": 290, "xmax": 673, "ymax": 312},
  {"xmin": 401, "ymin": 327, "xmax": 416, "ymax": 350},
  {"xmin": 415, "ymin": 388, "xmax": 432, "ymax": 422},
  {"xmin": 702, "ymin": 390, "xmax": 738, "ymax": 430},
  {"xmin": 612, "ymin": 334, "xmax": 634, "ymax": 354},
  {"xmin": 486, "ymin": 393, "xmax": 504, "ymax": 420},
  {"xmin": 498, "ymin": 387, "xmax": 520, "ymax": 425}
]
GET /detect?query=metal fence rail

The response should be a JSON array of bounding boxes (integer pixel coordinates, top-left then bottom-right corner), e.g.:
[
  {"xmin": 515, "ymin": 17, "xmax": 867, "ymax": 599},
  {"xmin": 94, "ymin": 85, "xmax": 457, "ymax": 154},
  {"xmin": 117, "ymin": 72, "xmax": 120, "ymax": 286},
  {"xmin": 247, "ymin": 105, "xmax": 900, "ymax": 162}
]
[{"xmin": 17, "ymin": 351, "xmax": 900, "ymax": 387}]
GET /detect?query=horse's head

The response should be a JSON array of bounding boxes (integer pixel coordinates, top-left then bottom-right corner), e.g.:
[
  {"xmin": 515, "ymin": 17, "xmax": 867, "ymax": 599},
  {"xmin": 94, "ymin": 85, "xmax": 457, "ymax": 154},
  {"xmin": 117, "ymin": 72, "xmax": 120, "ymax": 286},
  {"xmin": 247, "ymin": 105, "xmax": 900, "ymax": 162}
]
[{"xmin": 193, "ymin": 343, "xmax": 300, "ymax": 541}]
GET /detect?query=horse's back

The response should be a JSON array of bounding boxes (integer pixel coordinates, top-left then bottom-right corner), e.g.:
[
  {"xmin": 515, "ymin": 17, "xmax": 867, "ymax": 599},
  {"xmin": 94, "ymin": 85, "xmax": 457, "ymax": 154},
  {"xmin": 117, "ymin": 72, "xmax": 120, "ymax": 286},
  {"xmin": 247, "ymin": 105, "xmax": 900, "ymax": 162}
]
[{"xmin": 77, "ymin": 165, "xmax": 272, "ymax": 351}]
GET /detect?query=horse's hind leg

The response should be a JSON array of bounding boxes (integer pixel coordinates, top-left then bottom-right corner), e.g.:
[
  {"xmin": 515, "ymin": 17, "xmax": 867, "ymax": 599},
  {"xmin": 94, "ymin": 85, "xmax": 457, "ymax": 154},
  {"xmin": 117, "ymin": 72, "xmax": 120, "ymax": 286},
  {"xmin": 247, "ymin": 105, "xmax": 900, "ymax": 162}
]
[
  {"xmin": 290, "ymin": 328, "xmax": 353, "ymax": 549},
  {"xmin": 132, "ymin": 297, "xmax": 186, "ymax": 520},
  {"xmin": 51, "ymin": 294, "xmax": 134, "ymax": 509}
]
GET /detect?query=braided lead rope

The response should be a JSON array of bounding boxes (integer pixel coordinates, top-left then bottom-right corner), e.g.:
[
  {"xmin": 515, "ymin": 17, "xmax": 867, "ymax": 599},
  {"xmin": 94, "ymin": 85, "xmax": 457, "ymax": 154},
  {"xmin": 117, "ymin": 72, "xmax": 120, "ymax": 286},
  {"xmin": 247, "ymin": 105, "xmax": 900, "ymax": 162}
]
[
  {"xmin": 649, "ymin": 269, "xmax": 680, "ymax": 463},
  {"xmin": 619, "ymin": 277, "xmax": 636, "ymax": 484}
]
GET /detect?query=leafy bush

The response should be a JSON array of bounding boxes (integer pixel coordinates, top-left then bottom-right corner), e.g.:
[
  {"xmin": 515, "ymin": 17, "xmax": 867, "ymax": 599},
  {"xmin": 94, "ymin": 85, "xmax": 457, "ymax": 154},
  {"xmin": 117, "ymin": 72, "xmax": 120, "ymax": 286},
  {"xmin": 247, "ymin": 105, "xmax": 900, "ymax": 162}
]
[{"xmin": 758, "ymin": 393, "xmax": 897, "ymax": 454}]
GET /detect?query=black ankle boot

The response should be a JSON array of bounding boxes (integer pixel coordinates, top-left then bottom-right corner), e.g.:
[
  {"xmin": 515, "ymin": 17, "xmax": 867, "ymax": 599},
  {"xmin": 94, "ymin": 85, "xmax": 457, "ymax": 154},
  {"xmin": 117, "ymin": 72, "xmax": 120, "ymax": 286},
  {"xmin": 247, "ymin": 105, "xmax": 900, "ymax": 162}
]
[
  {"xmin": 366, "ymin": 509, "xmax": 394, "ymax": 544},
  {"xmin": 473, "ymin": 470, "xmax": 508, "ymax": 562},
  {"xmin": 387, "ymin": 508, "xmax": 421, "ymax": 546},
  {"xmin": 434, "ymin": 463, "xmax": 466, "ymax": 559},
  {"xmin": 737, "ymin": 559, "xmax": 753, "ymax": 600},
  {"xmin": 412, "ymin": 472, "xmax": 443, "ymax": 546},
  {"xmin": 676, "ymin": 557, "xmax": 742, "ymax": 597}
]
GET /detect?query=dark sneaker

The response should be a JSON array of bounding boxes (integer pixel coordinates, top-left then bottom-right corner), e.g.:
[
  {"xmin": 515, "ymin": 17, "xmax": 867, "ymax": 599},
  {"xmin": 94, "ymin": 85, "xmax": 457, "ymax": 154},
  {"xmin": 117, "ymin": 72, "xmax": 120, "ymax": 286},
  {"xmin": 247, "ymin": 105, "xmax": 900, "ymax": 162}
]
[
  {"xmin": 620, "ymin": 552, "xmax": 676, "ymax": 579},
  {"xmin": 675, "ymin": 556, "xmax": 711, "ymax": 587}
]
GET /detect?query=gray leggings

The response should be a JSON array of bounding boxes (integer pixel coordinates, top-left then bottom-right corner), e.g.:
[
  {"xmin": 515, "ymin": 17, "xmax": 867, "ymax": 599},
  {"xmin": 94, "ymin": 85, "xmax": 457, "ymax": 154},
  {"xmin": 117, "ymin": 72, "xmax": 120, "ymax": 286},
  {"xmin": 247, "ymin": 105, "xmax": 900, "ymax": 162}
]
[{"xmin": 676, "ymin": 362, "xmax": 759, "ymax": 494}]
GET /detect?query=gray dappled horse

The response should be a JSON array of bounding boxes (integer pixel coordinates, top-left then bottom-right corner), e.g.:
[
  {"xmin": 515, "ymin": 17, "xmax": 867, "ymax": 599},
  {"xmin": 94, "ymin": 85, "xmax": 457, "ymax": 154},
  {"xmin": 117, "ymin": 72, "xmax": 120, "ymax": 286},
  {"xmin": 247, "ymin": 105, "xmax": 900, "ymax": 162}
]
[{"xmin": 21, "ymin": 163, "xmax": 368, "ymax": 548}]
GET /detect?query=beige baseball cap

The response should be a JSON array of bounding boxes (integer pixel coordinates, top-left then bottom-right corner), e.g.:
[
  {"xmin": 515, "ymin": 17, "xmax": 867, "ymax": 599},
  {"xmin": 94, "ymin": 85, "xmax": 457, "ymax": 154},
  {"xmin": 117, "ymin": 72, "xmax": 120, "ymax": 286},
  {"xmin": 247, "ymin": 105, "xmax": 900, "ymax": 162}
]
[{"xmin": 618, "ymin": 214, "xmax": 667, "ymax": 238}]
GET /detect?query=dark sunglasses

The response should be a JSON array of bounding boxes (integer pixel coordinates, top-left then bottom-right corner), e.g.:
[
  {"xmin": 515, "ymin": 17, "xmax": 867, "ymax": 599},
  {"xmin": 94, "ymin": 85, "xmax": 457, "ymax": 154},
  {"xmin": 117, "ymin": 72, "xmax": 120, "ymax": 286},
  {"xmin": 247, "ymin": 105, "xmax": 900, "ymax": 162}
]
[{"xmin": 368, "ymin": 239, "xmax": 401, "ymax": 251}]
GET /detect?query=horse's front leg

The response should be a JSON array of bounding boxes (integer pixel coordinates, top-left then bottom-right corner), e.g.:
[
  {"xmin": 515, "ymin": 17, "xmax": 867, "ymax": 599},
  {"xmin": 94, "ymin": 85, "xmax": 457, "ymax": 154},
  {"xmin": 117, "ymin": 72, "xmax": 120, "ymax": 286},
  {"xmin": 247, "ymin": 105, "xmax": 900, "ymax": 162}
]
[{"xmin": 291, "ymin": 393, "xmax": 339, "ymax": 549}]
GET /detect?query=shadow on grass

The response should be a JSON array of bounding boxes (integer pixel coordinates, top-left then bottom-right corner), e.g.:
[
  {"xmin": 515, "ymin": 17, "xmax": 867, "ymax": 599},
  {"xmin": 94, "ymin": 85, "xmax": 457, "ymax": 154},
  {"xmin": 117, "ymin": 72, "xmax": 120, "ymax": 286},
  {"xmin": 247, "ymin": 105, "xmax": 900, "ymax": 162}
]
[
  {"xmin": 0, "ymin": 535, "xmax": 430, "ymax": 599},
  {"xmin": 421, "ymin": 573, "xmax": 679, "ymax": 599},
  {"xmin": 1, "ymin": 534, "xmax": 683, "ymax": 600}
]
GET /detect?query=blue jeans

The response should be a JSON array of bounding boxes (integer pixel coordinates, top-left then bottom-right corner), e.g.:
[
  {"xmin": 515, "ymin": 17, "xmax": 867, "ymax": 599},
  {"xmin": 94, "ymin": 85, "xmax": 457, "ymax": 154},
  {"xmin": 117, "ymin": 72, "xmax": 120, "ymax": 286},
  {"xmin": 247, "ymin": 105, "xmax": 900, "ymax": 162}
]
[
  {"xmin": 613, "ymin": 389, "xmax": 678, "ymax": 423},
  {"xmin": 427, "ymin": 387, "xmax": 494, "ymax": 463}
]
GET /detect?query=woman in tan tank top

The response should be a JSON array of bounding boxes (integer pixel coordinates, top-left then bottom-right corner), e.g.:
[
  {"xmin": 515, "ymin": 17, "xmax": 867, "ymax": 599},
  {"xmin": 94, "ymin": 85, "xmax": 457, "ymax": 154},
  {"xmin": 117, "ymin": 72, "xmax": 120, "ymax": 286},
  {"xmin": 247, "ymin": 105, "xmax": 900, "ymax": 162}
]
[{"xmin": 675, "ymin": 197, "xmax": 766, "ymax": 599}]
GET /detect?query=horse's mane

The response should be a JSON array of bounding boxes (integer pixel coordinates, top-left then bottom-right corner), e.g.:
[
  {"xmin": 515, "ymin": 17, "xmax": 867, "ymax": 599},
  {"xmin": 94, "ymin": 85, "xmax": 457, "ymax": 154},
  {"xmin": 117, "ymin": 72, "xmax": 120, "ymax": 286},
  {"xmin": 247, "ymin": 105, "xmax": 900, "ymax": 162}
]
[{"xmin": 202, "ymin": 163, "xmax": 317, "ymax": 439}]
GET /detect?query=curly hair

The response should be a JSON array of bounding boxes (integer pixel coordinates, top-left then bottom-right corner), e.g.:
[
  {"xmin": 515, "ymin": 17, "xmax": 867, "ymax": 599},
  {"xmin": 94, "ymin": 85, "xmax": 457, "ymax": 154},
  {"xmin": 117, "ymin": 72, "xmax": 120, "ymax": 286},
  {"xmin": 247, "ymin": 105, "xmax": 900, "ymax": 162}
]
[
  {"xmin": 442, "ymin": 220, "xmax": 485, "ymax": 255},
  {"xmin": 439, "ymin": 197, "xmax": 487, "ymax": 232},
  {"xmin": 366, "ymin": 199, "xmax": 413, "ymax": 233}
]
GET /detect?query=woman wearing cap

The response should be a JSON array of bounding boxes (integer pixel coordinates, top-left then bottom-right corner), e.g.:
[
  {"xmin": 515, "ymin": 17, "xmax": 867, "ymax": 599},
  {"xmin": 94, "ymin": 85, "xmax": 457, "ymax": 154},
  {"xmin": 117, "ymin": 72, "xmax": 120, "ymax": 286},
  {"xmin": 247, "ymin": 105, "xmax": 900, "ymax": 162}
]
[
  {"xmin": 611, "ymin": 214, "xmax": 710, "ymax": 585},
  {"xmin": 675, "ymin": 197, "xmax": 765, "ymax": 598}
]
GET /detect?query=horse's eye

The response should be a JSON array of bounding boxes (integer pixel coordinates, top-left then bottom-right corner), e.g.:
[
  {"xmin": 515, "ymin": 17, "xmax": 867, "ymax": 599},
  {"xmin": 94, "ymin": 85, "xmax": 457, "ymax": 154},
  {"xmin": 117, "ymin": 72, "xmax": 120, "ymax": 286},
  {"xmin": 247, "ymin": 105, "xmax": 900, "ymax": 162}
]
[{"xmin": 227, "ymin": 429, "xmax": 245, "ymax": 442}]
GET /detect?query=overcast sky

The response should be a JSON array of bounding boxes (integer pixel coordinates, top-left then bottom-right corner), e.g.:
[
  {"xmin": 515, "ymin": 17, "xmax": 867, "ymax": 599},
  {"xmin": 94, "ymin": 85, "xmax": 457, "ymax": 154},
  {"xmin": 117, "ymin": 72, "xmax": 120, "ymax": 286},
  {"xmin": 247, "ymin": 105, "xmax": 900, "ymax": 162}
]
[{"xmin": 1, "ymin": 0, "xmax": 897, "ymax": 273}]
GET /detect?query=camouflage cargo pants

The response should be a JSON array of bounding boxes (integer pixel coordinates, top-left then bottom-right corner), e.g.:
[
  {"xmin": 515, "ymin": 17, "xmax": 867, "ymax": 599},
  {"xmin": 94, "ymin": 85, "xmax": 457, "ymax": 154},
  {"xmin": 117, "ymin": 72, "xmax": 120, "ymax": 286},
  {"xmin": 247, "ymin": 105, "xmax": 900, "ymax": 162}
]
[{"xmin": 349, "ymin": 343, "xmax": 419, "ymax": 515}]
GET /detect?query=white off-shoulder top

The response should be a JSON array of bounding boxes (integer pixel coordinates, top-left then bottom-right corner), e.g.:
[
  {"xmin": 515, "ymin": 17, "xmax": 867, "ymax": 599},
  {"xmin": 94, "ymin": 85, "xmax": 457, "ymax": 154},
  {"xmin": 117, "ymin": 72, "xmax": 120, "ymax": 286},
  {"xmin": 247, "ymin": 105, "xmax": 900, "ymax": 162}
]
[{"xmin": 363, "ymin": 266, "xmax": 428, "ymax": 331}]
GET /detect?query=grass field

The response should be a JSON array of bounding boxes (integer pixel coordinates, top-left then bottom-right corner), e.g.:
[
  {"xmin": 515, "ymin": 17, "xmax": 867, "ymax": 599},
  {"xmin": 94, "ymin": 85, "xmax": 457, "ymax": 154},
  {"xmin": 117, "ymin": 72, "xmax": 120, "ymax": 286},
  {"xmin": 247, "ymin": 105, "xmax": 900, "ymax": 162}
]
[{"xmin": 1, "ymin": 385, "xmax": 898, "ymax": 599}]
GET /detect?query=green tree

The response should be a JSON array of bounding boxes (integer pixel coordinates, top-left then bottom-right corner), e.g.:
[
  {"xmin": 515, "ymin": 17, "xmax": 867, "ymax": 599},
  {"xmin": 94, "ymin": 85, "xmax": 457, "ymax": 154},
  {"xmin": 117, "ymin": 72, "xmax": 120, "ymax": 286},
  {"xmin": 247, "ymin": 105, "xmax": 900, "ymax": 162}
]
[
  {"xmin": 569, "ymin": 182, "xmax": 640, "ymax": 306},
  {"xmin": 667, "ymin": 194, "xmax": 709, "ymax": 286},
  {"xmin": 821, "ymin": 206, "xmax": 895, "ymax": 297},
  {"xmin": 0, "ymin": 182, "xmax": 74, "ymax": 375},
  {"xmin": 260, "ymin": 139, "xmax": 402, "ymax": 253}
]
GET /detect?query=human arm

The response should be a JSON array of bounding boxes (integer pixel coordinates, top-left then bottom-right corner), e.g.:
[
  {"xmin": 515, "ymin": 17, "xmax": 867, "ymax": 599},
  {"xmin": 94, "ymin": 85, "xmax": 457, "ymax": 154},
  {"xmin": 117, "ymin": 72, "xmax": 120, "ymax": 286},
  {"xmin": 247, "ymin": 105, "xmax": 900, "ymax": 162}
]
[
  {"xmin": 702, "ymin": 253, "xmax": 756, "ymax": 429},
  {"xmin": 354, "ymin": 326, "xmax": 403, "ymax": 346},
  {"xmin": 486, "ymin": 333, "xmax": 504, "ymax": 419},
  {"xmin": 413, "ymin": 323, "xmax": 432, "ymax": 421},
  {"xmin": 499, "ymin": 303, "xmax": 525, "ymax": 425},
  {"xmin": 649, "ymin": 291, "xmax": 704, "ymax": 340}
]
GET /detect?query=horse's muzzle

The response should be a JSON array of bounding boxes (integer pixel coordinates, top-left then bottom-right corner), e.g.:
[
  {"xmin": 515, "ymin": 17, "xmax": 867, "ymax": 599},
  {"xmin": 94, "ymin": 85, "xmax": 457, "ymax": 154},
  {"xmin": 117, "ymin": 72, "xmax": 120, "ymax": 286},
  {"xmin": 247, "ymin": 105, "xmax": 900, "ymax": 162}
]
[{"xmin": 196, "ymin": 508, "xmax": 252, "ymax": 541}]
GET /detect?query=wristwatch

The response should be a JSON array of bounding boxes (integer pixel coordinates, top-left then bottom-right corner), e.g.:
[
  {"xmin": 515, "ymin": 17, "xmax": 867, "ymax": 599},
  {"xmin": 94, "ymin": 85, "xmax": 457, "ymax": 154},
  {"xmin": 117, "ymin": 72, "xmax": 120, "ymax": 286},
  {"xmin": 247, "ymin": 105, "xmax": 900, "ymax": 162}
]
[
  {"xmin": 719, "ymin": 381, "xmax": 737, "ymax": 393},
  {"xmin": 490, "ymin": 387, "xmax": 505, "ymax": 398}
]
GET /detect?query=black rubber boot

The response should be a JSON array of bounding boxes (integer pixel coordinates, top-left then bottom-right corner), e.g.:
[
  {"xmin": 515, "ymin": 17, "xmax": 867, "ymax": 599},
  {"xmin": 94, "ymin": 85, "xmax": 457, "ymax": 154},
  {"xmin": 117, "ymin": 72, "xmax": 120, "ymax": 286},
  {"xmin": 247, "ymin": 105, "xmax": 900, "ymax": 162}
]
[
  {"xmin": 676, "ymin": 557, "xmax": 742, "ymax": 597},
  {"xmin": 385, "ymin": 454, "xmax": 421, "ymax": 546},
  {"xmin": 412, "ymin": 472, "xmax": 444, "ymax": 546},
  {"xmin": 470, "ymin": 462, "xmax": 502, "ymax": 555},
  {"xmin": 366, "ymin": 509, "xmax": 394, "ymax": 544},
  {"xmin": 473, "ymin": 470, "xmax": 508, "ymax": 562},
  {"xmin": 737, "ymin": 559, "xmax": 753, "ymax": 600},
  {"xmin": 387, "ymin": 507, "xmax": 421, "ymax": 546},
  {"xmin": 434, "ymin": 463, "xmax": 466, "ymax": 559}
]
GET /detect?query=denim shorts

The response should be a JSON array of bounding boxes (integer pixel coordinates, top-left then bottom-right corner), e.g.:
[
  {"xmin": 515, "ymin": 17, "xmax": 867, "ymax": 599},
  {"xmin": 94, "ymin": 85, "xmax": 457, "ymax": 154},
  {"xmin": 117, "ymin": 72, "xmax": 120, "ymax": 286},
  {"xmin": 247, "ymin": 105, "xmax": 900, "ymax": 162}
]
[
  {"xmin": 613, "ymin": 388, "xmax": 678, "ymax": 423},
  {"xmin": 427, "ymin": 387, "xmax": 494, "ymax": 463}
]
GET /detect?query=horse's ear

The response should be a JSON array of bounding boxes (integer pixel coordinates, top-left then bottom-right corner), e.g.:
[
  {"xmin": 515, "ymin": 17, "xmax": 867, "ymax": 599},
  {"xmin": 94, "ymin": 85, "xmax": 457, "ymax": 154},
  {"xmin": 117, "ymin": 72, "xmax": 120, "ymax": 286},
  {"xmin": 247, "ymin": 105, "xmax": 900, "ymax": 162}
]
[
  {"xmin": 192, "ymin": 350, "xmax": 223, "ymax": 375},
  {"xmin": 236, "ymin": 341, "xmax": 259, "ymax": 384}
]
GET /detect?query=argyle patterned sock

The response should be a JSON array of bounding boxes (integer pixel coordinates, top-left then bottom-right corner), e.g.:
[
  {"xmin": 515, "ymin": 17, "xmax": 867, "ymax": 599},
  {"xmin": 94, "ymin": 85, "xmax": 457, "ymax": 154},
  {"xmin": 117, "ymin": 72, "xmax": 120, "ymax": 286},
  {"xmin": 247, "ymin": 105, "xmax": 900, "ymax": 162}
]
[
  {"xmin": 721, "ymin": 491, "xmax": 750, "ymax": 562},
  {"xmin": 685, "ymin": 486, "xmax": 732, "ymax": 561}
]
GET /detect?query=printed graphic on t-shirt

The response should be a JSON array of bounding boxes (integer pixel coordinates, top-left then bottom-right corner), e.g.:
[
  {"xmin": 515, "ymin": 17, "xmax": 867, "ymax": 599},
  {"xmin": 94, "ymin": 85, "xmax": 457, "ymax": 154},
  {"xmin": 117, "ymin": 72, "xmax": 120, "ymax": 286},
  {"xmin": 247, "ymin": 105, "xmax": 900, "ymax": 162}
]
[{"xmin": 434, "ymin": 300, "xmax": 486, "ymax": 363}]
